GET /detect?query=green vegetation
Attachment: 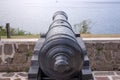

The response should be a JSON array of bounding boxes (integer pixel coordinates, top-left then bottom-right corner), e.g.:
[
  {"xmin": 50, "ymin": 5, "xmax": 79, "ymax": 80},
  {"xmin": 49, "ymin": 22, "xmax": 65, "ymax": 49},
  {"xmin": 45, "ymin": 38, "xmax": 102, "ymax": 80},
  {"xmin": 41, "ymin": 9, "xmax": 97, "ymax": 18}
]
[
  {"xmin": 0, "ymin": 25, "xmax": 33, "ymax": 36},
  {"xmin": 74, "ymin": 20, "xmax": 91, "ymax": 34},
  {"xmin": 1, "ymin": 34, "xmax": 120, "ymax": 39},
  {"xmin": 81, "ymin": 34, "xmax": 120, "ymax": 38},
  {"xmin": 1, "ymin": 23, "xmax": 120, "ymax": 39},
  {"xmin": 0, "ymin": 25, "xmax": 40, "ymax": 39},
  {"xmin": 26, "ymin": 51, "xmax": 32, "ymax": 58},
  {"xmin": 0, "ymin": 26, "xmax": 6, "ymax": 36},
  {"xmin": 0, "ymin": 34, "xmax": 39, "ymax": 39},
  {"xmin": 10, "ymin": 28, "xmax": 26, "ymax": 36}
]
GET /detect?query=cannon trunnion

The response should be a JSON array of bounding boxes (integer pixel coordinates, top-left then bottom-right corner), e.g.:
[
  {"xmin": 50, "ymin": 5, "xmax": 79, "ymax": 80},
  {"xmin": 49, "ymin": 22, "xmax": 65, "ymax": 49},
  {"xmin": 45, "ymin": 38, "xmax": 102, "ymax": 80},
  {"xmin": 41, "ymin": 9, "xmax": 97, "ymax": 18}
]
[{"xmin": 28, "ymin": 11, "xmax": 94, "ymax": 80}]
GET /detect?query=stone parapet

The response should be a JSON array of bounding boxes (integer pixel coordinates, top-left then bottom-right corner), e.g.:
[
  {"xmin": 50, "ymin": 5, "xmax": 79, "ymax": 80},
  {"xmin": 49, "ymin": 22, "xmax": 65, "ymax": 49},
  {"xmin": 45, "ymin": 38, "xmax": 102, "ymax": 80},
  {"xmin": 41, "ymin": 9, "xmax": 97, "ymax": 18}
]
[
  {"xmin": 0, "ymin": 41, "xmax": 35, "ymax": 72},
  {"xmin": 0, "ymin": 39, "xmax": 120, "ymax": 71},
  {"xmin": 85, "ymin": 40, "xmax": 120, "ymax": 71}
]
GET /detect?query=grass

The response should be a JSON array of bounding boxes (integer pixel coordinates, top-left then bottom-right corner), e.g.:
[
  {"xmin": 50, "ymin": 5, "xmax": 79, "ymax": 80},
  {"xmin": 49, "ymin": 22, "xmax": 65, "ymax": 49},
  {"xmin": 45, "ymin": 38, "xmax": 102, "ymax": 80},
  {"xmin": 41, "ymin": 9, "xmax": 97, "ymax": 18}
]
[
  {"xmin": 0, "ymin": 34, "xmax": 40, "ymax": 39},
  {"xmin": 81, "ymin": 34, "xmax": 120, "ymax": 38},
  {"xmin": 0, "ymin": 34, "xmax": 120, "ymax": 39}
]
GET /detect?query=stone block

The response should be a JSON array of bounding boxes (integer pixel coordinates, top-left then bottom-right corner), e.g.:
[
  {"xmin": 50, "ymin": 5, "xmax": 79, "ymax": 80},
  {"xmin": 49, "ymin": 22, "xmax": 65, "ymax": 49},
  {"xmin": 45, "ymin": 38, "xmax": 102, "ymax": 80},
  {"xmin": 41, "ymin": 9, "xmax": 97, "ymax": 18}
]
[
  {"xmin": 0, "ymin": 58, "xmax": 2, "ymax": 64},
  {"xmin": 94, "ymin": 51, "xmax": 106, "ymax": 63},
  {"xmin": 2, "ymin": 72, "xmax": 15, "ymax": 77},
  {"xmin": 0, "ymin": 45, "xmax": 2, "ymax": 55},
  {"xmin": 94, "ymin": 71, "xmax": 115, "ymax": 76},
  {"xmin": 13, "ymin": 53, "xmax": 27, "ymax": 64},
  {"xmin": 104, "ymin": 43, "xmax": 111, "ymax": 50},
  {"xmin": 27, "ymin": 57, "xmax": 32, "ymax": 63},
  {"xmin": 4, "ymin": 44, "xmax": 13, "ymax": 55},
  {"xmin": 8, "ymin": 64, "xmax": 21, "ymax": 72},
  {"xmin": 85, "ymin": 43, "xmax": 94, "ymax": 48},
  {"xmin": 87, "ymin": 48, "xmax": 95, "ymax": 58},
  {"xmin": 104, "ymin": 43, "xmax": 118, "ymax": 50},
  {"xmin": 0, "ymin": 64, "xmax": 8, "ymax": 72},
  {"xmin": 8, "ymin": 64, "xmax": 27, "ymax": 72},
  {"xmin": 25, "ymin": 78, "xmax": 28, "ymax": 80},
  {"xmin": 95, "ymin": 43, "xmax": 104, "ymax": 51},
  {"xmin": 94, "ymin": 64, "xmax": 113, "ymax": 71},
  {"xmin": 28, "ymin": 44, "xmax": 35, "ymax": 52},
  {"xmin": 5, "ymin": 57, "xmax": 13, "ymax": 64},
  {"xmin": 112, "ymin": 64, "xmax": 120, "ymax": 70},
  {"xmin": 0, "ymin": 78, "xmax": 11, "ymax": 80},
  {"xmin": 14, "ymin": 78, "xmax": 21, "ymax": 80},
  {"xmin": 18, "ymin": 72, "xmax": 28, "ymax": 77},
  {"xmin": 18, "ymin": 44, "xmax": 28, "ymax": 53},
  {"xmin": 116, "ymin": 71, "xmax": 120, "ymax": 75},
  {"xmin": 95, "ymin": 77, "xmax": 110, "ymax": 80},
  {"xmin": 112, "ymin": 76, "xmax": 120, "ymax": 80},
  {"xmin": 103, "ymin": 50, "xmax": 113, "ymax": 62},
  {"xmin": 118, "ymin": 43, "xmax": 120, "ymax": 49},
  {"xmin": 115, "ymin": 52, "xmax": 120, "ymax": 64}
]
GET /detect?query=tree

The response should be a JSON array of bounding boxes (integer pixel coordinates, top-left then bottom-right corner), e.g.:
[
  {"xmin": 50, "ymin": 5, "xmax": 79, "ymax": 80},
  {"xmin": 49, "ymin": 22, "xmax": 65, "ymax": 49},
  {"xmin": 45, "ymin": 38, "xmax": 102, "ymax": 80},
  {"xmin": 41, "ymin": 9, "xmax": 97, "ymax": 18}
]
[
  {"xmin": 74, "ymin": 20, "xmax": 91, "ymax": 34},
  {"xmin": 0, "ymin": 26, "xmax": 6, "ymax": 36},
  {"xmin": 10, "ymin": 28, "xmax": 17, "ymax": 36},
  {"xmin": 17, "ymin": 28, "xmax": 26, "ymax": 36},
  {"xmin": 0, "ymin": 26, "xmax": 26, "ymax": 36}
]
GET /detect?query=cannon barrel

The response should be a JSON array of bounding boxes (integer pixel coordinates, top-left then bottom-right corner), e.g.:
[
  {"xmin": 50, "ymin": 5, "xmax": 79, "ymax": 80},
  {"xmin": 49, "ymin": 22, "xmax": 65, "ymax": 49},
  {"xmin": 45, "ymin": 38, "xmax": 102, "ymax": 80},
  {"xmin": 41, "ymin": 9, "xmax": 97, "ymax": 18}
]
[
  {"xmin": 38, "ymin": 11, "xmax": 84, "ymax": 80},
  {"xmin": 28, "ymin": 11, "xmax": 94, "ymax": 80}
]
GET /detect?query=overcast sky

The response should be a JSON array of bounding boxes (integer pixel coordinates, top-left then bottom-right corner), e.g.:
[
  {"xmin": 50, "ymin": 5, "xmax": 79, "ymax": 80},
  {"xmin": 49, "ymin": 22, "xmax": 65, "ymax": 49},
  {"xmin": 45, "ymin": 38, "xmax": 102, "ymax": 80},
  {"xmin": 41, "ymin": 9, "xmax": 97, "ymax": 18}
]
[
  {"xmin": 0, "ymin": 0, "xmax": 120, "ymax": 34},
  {"xmin": 1, "ymin": 0, "xmax": 120, "ymax": 7}
]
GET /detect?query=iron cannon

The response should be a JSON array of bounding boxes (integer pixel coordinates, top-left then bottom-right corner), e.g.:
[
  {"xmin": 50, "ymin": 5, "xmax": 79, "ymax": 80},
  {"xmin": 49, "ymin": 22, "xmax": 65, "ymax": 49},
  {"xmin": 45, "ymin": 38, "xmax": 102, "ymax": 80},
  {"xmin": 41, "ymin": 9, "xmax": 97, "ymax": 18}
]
[{"xmin": 28, "ymin": 11, "xmax": 93, "ymax": 80}]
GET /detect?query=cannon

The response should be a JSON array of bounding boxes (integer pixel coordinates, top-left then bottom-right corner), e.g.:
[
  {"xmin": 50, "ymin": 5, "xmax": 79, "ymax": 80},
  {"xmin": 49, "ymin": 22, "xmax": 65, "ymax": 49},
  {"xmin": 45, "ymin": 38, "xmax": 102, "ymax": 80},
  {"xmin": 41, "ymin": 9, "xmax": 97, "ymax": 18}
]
[{"xmin": 28, "ymin": 11, "xmax": 94, "ymax": 80}]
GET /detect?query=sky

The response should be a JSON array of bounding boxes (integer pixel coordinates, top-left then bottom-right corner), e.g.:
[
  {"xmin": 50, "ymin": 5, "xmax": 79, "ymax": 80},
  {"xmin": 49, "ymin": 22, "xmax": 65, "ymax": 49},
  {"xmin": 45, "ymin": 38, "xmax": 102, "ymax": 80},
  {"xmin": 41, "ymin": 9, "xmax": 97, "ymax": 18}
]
[{"xmin": 0, "ymin": 0, "xmax": 120, "ymax": 34}]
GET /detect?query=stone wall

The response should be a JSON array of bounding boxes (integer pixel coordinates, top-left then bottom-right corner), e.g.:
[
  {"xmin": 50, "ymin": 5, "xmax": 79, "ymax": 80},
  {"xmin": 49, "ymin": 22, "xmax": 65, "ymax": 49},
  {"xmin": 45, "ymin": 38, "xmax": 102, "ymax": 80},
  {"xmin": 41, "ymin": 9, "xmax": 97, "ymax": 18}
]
[
  {"xmin": 85, "ymin": 40, "xmax": 120, "ymax": 71},
  {"xmin": 0, "ymin": 41, "xmax": 35, "ymax": 72},
  {"xmin": 0, "ymin": 40, "xmax": 120, "ymax": 72}
]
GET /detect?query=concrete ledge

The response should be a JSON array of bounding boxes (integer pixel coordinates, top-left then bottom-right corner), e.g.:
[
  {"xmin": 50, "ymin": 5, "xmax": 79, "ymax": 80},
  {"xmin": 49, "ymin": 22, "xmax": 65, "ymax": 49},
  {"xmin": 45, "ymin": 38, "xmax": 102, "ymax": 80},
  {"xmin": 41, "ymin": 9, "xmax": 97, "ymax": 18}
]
[
  {"xmin": 0, "ymin": 71, "xmax": 120, "ymax": 80},
  {"xmin": 1, "ymin": 38, "xmax": 120, "ymax": 42}
]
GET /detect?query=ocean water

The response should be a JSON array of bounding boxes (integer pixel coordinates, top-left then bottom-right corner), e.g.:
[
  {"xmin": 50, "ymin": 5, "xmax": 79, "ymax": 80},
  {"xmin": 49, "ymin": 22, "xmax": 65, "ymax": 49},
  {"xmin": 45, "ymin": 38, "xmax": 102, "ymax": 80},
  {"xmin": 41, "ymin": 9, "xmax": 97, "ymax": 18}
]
[{"xmin": 0, "ymin": 0, "xmax": 120, "ymax": 34}]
